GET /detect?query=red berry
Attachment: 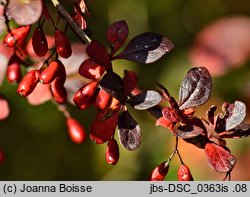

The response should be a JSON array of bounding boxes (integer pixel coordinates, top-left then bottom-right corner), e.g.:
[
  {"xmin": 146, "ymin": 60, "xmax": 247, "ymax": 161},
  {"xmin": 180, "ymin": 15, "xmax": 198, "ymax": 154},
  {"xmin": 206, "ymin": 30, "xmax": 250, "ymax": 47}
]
[
  {"xmin": 0, "ymin": 149, "xmax": 5, "ymax": 165},
  {"xmin": 40, "ymin": 61, "xmax": 61, "ymax": 84},
  {"xmin": 66, "ymin": 117, "xmax": 86, "ymax": 144},
  {"xmin": 94, "ymin": 89, "xmax": 111, "ymax": 111},
  {"xmin": 78, "ymin": 59, "xmax": 105, "ymax": 81},
  {"xmin": 177, "ymin": 164, "xmax": 194, "ymax": 181},
  {"xmin": 17, "ymin": 70, "xmax": 40, "ymax": 97},
  {"xmin": 50, "ymin": 78, "xmax": 67, "ymax": 103},
  {"xmin": 6, "ymin": 55, "xmax": 22, "ymax": 83},
  {"xmin": 54, "ymin": 30, "xmax": 72, "ymax": 58},
  {"xmin": 105, "ymin": 138, "xmax": 119, "ymax": 165},
  {"xmin": 148, "ymin": 162, "xmax": 169, "ymax": 181},
  {"xmin": 73, "ymin": 81, "xmax": 98, "ymax": 110},
  {"xmin": 3, "ymin": 26, "xmax": 31, "ymax": 48},
  {"xmin": 32, "ymin": 27, "xmax": 48, "ymax": 57}
]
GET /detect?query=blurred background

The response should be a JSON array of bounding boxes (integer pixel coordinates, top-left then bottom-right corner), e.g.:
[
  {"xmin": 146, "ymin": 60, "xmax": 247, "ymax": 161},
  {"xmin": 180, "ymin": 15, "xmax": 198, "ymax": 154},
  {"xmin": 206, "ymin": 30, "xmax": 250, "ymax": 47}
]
[{"xmin": 0, "ymin": 0, "xmax": 250, "ymax": 180}]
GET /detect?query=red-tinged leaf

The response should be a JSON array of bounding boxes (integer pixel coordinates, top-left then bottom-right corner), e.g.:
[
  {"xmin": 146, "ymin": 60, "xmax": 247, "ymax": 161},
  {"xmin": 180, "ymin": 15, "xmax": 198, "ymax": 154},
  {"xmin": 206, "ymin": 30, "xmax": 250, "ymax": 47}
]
[
  {"xmin": 162, "ymin": 107, "xmax": 182, "ymax": 123},
  {"xmin": 127, "ymin": 90, "xmax": 162, "ymax": 110},
  {"xmin": 90, "ymin": 107, "xmax": 120, "ymax": 144},
  {"xmin": 105, "ymin": 138, "xmax": 119, "ymax": 165},
  {"xmin": 219, "ymin": 123, "xmax": 250, "ymax": 139},
  {"xmin": 0, "ymin": 95, "xmax": 9, "ymax": 120},
  {"xmin": 99, "ymin": 72, "xmax": 125, "ymax": 103},
  {"xmin": 79, "ymin": 59, "xmax": 105, "ymax": 80},
  {"xmin": 66, "ymin": 117, "xmax": 86, "ymax": 144},
  {"xmin": 118, "ymin": 109, "xmax": 141, "ymax": 151},
  {"xmin": 27, "ymin": 83, "xmax": 52, "ymax": 106},
  {"xmin": 95, "ymin": 89, "xmax": 112, "ymax": 111},
  {"xmin": 148, "ymin": 162, "xmax": 169, "ymax": 181},
  {"xmin": 54, "ymin": 30, "xmax": 72, "ymax": 59},
  {"xmin": 32, "ymin": 27, "xmax": 48, "ymax": 57},
  {"xmin": 73, "ymin": 81, "xmax": 98, "ymax": 110},
  {"xmin": 8, "ymin": 0, "xmax": 43, "ymax": 25},
  {"xmin": 17, "ymin": 70, "xmax": 40, "ymax": 97},
  {"xmin": 177, "ymin": 164, "xmax": 194, "ymax": 181},
  {"xmin": 204, "ymin": 143, "xmax": 236, "ymax": 173},
  {"xmin": 222, "ymin": 101, "xmax": 246, "ymax": 130},
  {"xmin": 179, "ymin": 67, "xmax": 212, "ymax": 110},
  {"xmin": 123, "ymin": 70, "xmax": 138, "ymax": 96},
  {"xmin": 116, "ymin": 32, "xmax": 174, "ymax": 64},
  {"xmin": 107, "ymin": 20, "xmax": 129, "ymax": 54},
  {"xmin": 86, "ymin": 40, "xmax": 112, "ymax": 69},
  {"xmin": 156, "ymin": 117, "xmax": 172, "ymax": 129}
]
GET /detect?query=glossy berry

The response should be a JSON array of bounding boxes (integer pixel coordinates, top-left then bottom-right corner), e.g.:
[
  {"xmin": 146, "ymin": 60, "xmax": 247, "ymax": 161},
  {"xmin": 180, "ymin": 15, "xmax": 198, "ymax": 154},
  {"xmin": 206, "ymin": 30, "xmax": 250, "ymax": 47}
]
[
  {"xmin": 148, "ymin": 161, "xmax": 169, "ymax": 181},
  {"xmin": 105, "ymin": 138, "xmax": 119, "ymax": 165},
  {"xmin": 50, "ymin": 78, "xmax": 67, "ymax": 103},
  {"xmin": 73, "ymin": 81, "xmax": 98, "ymax": 110},
  {"xmin": 54, "ymin": 30, "xmax": 72, "ymax": 58},
  {"xmin": 66, "ymin": 117, "xmax": 86, "ymax": 144},
  {"xmin": 6, "ymin": 55, "xmax": 22, "ymax": 83},
  {"xmin": 0, "ymin": 149, "xmax": 4, "ymax": 165},
  {"xmin": 17, "ymin": 70, "xmax": 40, "ymax": 97},
  {"xmin": 3, "ymin": 25, "xmax": 31, "ymax": 47},
  {"xmin": 32, "ymin": 27, "xmax": 48, "ymax": 57},
  {"xmin": 40, "ymin": 61, "xmax": 61, "ymax": 84},
  {"xmin": 95, "ymin": 89, "xmax": 111, "ymax": 111},
  {"xmin": 177, "ymin": 164, "xmax": 194, "ymax": 181},
  {"xmin": 78, "ymin": 59, "xmax": 105, "ymax": 81}
]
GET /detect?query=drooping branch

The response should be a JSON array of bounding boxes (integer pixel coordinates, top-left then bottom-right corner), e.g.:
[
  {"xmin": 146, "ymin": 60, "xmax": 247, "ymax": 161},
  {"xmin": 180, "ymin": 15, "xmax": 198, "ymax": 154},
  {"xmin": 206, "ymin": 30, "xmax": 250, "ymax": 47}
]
[{"xmin": 50, "ymin": 0, "xmax": 91, "ymax": 44}]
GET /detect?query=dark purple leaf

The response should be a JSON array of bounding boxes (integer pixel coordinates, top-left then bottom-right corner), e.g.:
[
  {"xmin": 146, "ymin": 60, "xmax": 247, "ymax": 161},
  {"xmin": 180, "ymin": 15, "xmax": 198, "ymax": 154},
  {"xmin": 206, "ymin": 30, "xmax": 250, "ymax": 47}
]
[
  {"xmin": 220, "ymin": 123, "xmax": 250, "ymax": 138},
  {"xmin": 118, "ymin": 109, "xmax": 141, "ymax": 151},
  {"xmin": 205, "ymin": 143, "xmax": 236, "ymax": 173},
  {"xmin": 116, "ymin": 32, "xmax": 174, "ymax": 64},
  {"xmin": 173, "ymin": 118, "xmax": 205, "ymax": 139},
  {"xmin": 206, "ymin": 105, "xmax": 217, "ymax": 125},
  {"xmin": 223, "ymin": 101, "xmax": 246, "ymax": 130},
  {"xmin": 99, "ymin": 72, "xmax": 125, "ymax": 103},
  {"xmin": 86, "ymin": 40, "xmax": 112, "ymax": 69},
  {"xmin": 184, "ymin": 135, "xmax": 209, "ymax": 149},
  {"xmin": 127, "ymin": 90, "xmax": 162, "ymax": 110},
  {"xmin": 179, "ymin": 67, "xmax": 212, "ymax": 110}
]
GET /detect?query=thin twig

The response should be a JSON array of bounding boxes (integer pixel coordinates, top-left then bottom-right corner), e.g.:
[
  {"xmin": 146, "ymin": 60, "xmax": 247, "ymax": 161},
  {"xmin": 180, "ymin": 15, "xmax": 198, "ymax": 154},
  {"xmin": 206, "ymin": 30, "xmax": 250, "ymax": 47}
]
[{"xmin": 49, "ymin": 0, "xmax": 91, "ymax": 44}]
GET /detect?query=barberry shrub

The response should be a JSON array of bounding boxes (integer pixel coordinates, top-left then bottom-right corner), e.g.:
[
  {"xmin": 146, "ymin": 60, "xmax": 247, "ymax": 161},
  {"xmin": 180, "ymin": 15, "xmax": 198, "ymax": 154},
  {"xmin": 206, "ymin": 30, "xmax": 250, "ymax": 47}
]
[{"xmin": 0, "ymin": 0, "xmax": 250, "ymax": 180}]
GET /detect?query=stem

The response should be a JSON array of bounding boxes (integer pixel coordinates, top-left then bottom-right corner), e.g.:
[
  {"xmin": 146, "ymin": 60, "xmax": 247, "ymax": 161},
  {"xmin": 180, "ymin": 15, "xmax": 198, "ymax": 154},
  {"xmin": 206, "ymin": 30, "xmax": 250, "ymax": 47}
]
[{"xmin": 49, "ymin": 0, "xmax": 91, "ymax": 44}]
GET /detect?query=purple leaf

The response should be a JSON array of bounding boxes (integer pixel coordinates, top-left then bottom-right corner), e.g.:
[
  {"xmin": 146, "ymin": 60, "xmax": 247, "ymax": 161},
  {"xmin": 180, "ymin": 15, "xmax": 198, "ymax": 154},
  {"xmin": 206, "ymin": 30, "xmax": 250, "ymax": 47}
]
[
  {"xmin": 118, "ymin": 109, "xmax": 141, "ymax": 151},
  {"xmin": 116, "ymin": 32, "xmax": 174, "ymax": 64},
  {"xmin": 220, "ymin": 123, "xmax": 250, "ymax": 138},
  {"xmin": 223, "ymin": 101, "xmax": 246, "ymax": 130},
  {"xmin": 179, "ymin": 67, "xmax": 212, "ymax": 110},
  {"xmin": 99, "ymin": 72, "xmax": 125, "ymax": 103},
  {"xmin": 173, "ymin": 118, "xmax": 205, "ymax": 139},
  {"xmin": 127, "ymin": 90, "xmax": 162, "ymax": 110}
]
